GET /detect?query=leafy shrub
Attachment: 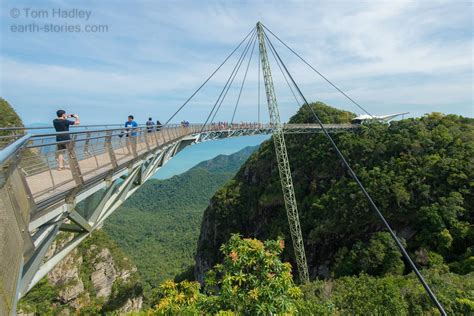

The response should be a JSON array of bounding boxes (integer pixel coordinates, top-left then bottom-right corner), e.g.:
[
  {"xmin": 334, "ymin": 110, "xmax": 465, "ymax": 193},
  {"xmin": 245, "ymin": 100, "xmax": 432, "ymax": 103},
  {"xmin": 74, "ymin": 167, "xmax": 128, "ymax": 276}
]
[
  {"xmin": 333, "ymin": 232, "xmax": 405, "ymax": 277},
  {"xmin": 150, "ymin": 235, "xmax": 302, "ymax": 314},
  {"xmin": 297, "ymin": 271, "xmax": 474, "ymax": 315}
]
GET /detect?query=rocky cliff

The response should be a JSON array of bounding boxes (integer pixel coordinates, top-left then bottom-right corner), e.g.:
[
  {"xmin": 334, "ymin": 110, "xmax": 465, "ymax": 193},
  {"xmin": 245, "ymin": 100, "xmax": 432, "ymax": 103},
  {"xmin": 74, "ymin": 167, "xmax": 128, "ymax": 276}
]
[
  {"xmin": 18, "ymin": 230, "xmax": 143, "ymax": 315},
  {"xmin": 195, "ymin": 102, "xmax": 473, "ymax": 283}
]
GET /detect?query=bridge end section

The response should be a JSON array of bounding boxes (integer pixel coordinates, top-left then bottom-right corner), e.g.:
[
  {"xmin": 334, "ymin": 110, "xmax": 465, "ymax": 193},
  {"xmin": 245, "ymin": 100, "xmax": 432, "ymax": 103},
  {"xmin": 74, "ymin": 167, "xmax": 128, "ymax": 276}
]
[
  {"xmin": 0, "ymin": 136, "xmax": 36, "ymax": 315},
  {"xmin": 0, "ymin": 169, "xmax": 35, "ymax": 315}
]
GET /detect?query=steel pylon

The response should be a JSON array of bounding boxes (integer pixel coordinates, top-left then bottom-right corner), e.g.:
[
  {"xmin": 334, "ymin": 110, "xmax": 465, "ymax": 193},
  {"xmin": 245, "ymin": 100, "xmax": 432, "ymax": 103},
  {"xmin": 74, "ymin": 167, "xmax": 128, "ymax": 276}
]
[{"xmin": 256, "ymin": 22, "xmax": 309, "ymax": 283}]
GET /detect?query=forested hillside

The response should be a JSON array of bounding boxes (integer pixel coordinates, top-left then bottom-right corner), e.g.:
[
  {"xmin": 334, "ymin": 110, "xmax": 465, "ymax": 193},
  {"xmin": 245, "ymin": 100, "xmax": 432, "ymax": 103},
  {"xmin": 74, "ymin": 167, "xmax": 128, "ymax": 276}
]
[
  {"xmin": 103, "ymin": 146, "xmax": 259, "ymax": 292},
  {"xmin": 0, "ymin": 98, "xmax": 23, "ymax": 140},
  {"xmin": 0, "ymin": 97, "xmax": 23, "ymax": 129},
  {"xmin": 193, "ymin": 101, "xmax": 473, "ymax": 313}
]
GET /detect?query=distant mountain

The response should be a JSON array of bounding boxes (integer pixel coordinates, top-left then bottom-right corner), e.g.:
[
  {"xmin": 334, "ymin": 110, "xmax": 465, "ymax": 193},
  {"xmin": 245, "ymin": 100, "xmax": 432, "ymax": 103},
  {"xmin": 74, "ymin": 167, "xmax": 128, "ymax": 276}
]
[
  {"xmin": 191, "ymin": 145, "xmax": 259, "ymax": 174},
  {"xmin": 103, "ymin": 145, "xmax": 260, "ymax": 290}
]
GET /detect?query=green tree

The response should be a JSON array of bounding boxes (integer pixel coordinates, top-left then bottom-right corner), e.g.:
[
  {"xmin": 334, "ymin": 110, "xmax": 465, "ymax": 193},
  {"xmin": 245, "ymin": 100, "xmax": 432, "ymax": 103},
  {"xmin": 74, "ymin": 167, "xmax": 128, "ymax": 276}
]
[
  {"xmin": 297, "ymin": 271, "xmax": 474, "ymax": 315},
  {"xmin": 151, "ymin": 235, "xmax": 302, "ymax": 314},
  {"xmin": 0, "ymin": 97, "xmax": 23, "ymax": 134},
  {"xmin": 333, "ymin": 232, "xmax": 405, "ymax": 277}
]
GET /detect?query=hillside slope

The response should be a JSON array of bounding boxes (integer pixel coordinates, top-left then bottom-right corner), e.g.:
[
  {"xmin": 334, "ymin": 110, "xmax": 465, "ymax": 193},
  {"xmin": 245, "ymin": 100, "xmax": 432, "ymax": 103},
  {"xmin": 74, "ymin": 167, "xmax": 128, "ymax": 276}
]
[
  {"xmin": 195, "ymin": 102, "xmax": 474, "ymax": 283},
  {"xmin": 104, "ymin": 146, "xmax": 259, "ymax": 289},
  {"xmin": 0, "ymin": 97, "xmax": 23, "ymax": 130}
]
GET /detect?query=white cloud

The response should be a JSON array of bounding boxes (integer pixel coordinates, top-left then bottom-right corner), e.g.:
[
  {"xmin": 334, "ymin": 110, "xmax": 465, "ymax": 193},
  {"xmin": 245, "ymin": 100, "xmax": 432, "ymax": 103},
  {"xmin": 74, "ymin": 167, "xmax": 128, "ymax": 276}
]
[{"xmin": 0, "ymin": 0, "xmax": 472, "ymax": 124}]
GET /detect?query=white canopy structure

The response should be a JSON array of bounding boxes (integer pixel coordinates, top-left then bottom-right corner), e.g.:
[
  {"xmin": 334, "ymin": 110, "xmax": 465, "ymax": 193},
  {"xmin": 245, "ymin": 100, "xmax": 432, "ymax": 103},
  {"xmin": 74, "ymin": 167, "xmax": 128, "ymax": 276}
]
[{"xmin": 352, "ymin": 112, "xmax": 409, "ymax": 124}]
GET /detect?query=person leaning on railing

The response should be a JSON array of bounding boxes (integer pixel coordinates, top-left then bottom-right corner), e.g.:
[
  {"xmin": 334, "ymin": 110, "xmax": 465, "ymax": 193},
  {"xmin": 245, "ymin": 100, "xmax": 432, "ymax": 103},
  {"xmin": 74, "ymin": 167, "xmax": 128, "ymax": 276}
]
[
  {"xmin": 146, "ymin": 117, "xmax": 155, "ymax": 132},
  {"xmin": 53, "ymin": 110, "xmax": 80, "ymax": 171},
  {"xmin": 124, "ymin": 115, "xmax": 138, "ymax": 154}
]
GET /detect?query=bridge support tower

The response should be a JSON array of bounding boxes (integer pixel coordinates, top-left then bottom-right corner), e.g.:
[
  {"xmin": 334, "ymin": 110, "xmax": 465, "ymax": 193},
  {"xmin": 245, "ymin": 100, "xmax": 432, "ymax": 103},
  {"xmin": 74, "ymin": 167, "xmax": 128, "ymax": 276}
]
[{"xmin": 256, "ymin": 22, "xmax": 309, "ymax": 283}]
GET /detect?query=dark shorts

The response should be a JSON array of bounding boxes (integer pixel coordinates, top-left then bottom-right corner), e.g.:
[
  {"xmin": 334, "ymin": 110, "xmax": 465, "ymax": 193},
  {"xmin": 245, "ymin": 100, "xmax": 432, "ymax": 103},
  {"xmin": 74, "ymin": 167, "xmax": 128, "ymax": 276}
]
[{"xmin": 57, "ymin": 143, "xmax": 67, "ymax": 151}]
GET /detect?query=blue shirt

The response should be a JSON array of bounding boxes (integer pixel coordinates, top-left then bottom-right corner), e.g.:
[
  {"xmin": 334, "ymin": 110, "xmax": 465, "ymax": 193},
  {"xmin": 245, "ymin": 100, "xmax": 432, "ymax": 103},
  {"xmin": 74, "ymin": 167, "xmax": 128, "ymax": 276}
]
[{"xmin": 125, "ymin": 120, "xmax": 138, "ymax": 136}]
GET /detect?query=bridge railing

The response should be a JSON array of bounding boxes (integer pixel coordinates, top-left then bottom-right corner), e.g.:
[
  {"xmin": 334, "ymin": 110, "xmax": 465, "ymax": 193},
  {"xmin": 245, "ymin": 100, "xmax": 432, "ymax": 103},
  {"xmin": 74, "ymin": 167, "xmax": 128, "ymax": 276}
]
[
  {"xmin": 0, "ymin": 123, "xmax": 271, "ymax": 205},
  {"xmin": 0, "ymin": 121, "xmax": 353, "ymax": 206}
]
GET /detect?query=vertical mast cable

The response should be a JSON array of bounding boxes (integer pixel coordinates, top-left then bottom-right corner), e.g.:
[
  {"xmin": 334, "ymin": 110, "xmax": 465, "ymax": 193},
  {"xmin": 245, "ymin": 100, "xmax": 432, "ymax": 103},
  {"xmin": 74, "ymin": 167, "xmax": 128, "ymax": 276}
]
[
  {"xmin": 231, "ymin": 33, "xmax": 257, "ymax": 124},
  {"xmin": 201, "ymin": 29, "xmax": 257, "ymax": 132},
  {"xmin": 164, "ymin": 27, "xmax": 256, "ymax": 126},
  {"xmin": 208, "ymin": 31, "xmax": 257, "ymax": 127},
  {"xmin": 258, "ymin": 46, "xmax": 261, "ymax": 124}
]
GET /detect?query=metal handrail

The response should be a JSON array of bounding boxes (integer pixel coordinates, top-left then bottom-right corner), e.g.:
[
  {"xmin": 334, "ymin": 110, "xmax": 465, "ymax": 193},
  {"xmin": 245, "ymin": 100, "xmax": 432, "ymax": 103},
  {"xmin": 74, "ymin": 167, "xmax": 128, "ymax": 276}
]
[
  {"xmin": 21, "ymin": 123, "xmax": 270, "ymax": 147},
  {"xmin": 1, "ymin": 122, "xmax": 346, "ymax": 166},
  {"xmin": 0, "ymin": 124, "xmax": 184, "ymax": 141},
  {"xmin": 0, "ymin": 134, "xmax": 31, "ymax": 167},
  {"xmin": 0, "ymin": 123, "xmax": 155, "ymax": 131},
  {"xmin": 3, "ymin": 122, "xmax": 356, "ymax": 204}
]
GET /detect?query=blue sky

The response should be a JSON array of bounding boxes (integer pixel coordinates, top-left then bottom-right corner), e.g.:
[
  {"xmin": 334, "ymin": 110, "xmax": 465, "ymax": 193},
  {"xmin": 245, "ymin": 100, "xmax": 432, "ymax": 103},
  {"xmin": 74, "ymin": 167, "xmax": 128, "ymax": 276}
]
[{"xmin": 0, "ymin": 0, "xmax": 472, "ymax": 126}]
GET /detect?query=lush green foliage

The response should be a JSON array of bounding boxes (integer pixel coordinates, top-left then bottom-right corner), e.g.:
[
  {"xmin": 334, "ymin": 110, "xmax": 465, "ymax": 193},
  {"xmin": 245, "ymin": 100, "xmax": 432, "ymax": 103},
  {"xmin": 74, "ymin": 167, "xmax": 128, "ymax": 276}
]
[
  {"xmin": 149, "ymin": 235, "xmax": 302, "ymax": 315},
  {"xmin": 147, "ymin": 234, "xmax": 474, "ymax": 315},
  {"xmin": 19, "ymin": 146, "xmax": 257, "ymax": 313},
  {"xmin": 17, "ymin": 279, "xmax": 62, "ymax": 315},
  {"xmin": 333, "ymin": 232, "xmax": 406, "ymax": 277},
  {"xmin": 151, "ymin": 280, "xmax": 204, "ymax": 314},
  {"xmin": 0, "ymin": 97, "xmax": 23, "ymax": 133},
  {"xmin": 288, "ymin": 101, "xmax": 355, "ymax": 124},
  {"xmin": 297, "ymin": 271, "xmax": 474, "ymax": 315},
  {"xmin": 15, "ymin": 99, "xmax": 474, "ymax": 313},
  {"xmin": 196, "ymin": 102, "xmax": 473, "ymax": 283},
  {"xmin": 103, "ymin": 147, "xmax": 258, "ymax": 290}
]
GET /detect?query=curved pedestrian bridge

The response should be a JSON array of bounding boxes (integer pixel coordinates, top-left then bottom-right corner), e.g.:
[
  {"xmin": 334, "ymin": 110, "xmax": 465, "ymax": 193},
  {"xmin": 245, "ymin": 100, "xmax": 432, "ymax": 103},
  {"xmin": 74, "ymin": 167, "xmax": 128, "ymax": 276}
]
[{"xmin": 0, "ymin": 122, "xmax": 356, "ymax": 309}]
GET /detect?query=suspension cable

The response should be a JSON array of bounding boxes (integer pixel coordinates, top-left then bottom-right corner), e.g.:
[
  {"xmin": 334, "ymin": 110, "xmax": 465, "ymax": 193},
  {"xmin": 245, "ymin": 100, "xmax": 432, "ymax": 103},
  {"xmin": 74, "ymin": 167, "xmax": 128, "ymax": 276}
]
[
  {"xmin": 262, "ymin": 24, "xmax": 373, "ymax": 117},
  {"xmin": 231, "ymin": 33, "xmax": 257, "ymax": 124},
  {"xmin": 210, "ymin": 32, "xmax": 257, "ymax": 126},
  {"xmin": 266, "ymin": 35, "xmax": 303, "ymax": 107},
  {"xmin": 264, "ymin": 31, "xmax": 447, "ymax": 316},
  {"xmin": 163, "ymin": 27, "xmax": 255, "ymax": 126},
  {"xmin": 208, "ymin": 31, "xmax": 257, "ymax": 127},
  {"xmin": 201, "ymin": 30, "xmax": 256, "ymax": 132},
  {"xmin": 258, "ymin": 46, "xmax": 261, "ymax": 124}
]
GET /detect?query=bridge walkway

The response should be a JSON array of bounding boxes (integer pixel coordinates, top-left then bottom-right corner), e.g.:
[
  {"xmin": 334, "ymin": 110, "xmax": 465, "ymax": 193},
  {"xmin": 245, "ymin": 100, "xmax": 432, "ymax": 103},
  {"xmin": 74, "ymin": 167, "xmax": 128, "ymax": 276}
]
[{"xmin": 0, "ymin": 122, "xmax": 356, "ymax": 310}]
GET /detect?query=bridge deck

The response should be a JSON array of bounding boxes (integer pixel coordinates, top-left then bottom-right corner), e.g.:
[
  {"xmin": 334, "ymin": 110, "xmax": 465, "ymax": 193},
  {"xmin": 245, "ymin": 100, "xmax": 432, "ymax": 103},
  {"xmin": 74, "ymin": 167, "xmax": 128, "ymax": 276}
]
[
  {"xmin": 17, "ymin": 123, "xmax": 356, "ymax": 210},
  {"xmin": 24, "ymin": 127, "xmax": 177, "ymax": 204}
]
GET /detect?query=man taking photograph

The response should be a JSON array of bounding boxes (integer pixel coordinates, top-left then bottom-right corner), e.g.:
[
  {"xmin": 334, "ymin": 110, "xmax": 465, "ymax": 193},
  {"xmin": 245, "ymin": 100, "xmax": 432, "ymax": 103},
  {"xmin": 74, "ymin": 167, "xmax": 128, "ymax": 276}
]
[{"xmin": 53, "ymin": 110, "xmax": 80, "ymax": 170}]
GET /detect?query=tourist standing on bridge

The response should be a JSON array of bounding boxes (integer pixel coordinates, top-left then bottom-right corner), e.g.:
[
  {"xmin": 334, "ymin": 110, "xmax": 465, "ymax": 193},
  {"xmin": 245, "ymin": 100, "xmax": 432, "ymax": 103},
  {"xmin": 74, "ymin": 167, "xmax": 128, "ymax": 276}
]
[
  {"xmin": 124, "ymin": 115, "xmax": 138, "ymax": 154},
  {"xmin": 53, "ymin": 110, "xmax": 80, "ymax": 171},
  {"xmin": 146, "ymin": 117, "xmax": 155, "ymax": 132},
  {"xmin": 156, "ymin": 120, "xmax": 162, "ymax": 131}
]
